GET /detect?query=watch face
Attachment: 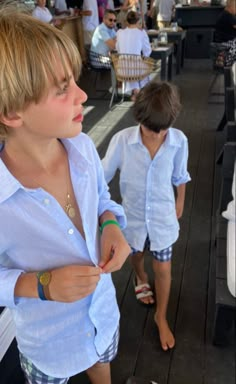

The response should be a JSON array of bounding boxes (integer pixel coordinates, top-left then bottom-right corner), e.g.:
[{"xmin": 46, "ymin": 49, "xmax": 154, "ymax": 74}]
[{"xmin": 39, "ymin": 272, "xmax": 51, "ymax": 286}]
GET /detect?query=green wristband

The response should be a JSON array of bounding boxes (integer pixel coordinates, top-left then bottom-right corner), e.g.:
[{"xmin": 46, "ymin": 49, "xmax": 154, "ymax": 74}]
[{"xmin": 100, "ymin": 220, "xmax": 120, "ymax": 233}]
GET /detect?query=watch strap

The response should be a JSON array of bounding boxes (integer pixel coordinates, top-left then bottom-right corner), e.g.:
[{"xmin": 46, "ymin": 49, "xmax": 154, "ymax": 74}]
[{"xmin": 36, "ymin": 271, "xmax": 52, "ymax": 301}]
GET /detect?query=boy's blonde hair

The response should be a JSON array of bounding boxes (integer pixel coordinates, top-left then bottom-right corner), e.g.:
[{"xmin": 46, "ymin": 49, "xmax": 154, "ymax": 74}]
[{"xmin": 0, "ymin": 6, "xmax": 82, "ymax": 142}]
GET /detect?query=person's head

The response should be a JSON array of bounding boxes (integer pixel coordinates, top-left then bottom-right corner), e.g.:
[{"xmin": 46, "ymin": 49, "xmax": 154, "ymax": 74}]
[
  {"xmin": 103, "ymin": 9, "xmax": 117, "ymax": 29},
  {"xmin": 226, "ymin": 0, "xmax": 236, "ymax": 15},
  {"xmin": 0, "ymin": 7, "xmax": 84, "ymax": 142},
  {"xmin": 126, "ymin": 11, "xmax": 141, "ymax": 26},
  {"xmin": 36, "ymin": 0, "xmax": 46, "ymax": 7},
  {"xmin": 133, "ymin": 82, "xmax": 181, "ymax": 133}
]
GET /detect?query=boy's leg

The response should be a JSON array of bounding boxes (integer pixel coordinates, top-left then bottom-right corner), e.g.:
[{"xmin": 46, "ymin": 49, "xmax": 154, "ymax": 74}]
[
  {"xmin": 152, "ymin": 257, "xmax": 175, "ymax": 351},
  {"xmin": 130, "ymin": 251, "xmax": 155, "ymax": 305},
  {"xmin": 86, "ymin": 362, "xmax": 111, "ymax": 384},
  {"xmin": 86, "ymin": 325, "xmax": 119, "ymax": 384}
]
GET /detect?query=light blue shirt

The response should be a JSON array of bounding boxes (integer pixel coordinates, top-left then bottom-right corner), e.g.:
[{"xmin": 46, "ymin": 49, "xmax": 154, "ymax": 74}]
[
  {"xmin": 0, "ymin": 133, "xmax": 126, "ymax": 378},
  {"xmin": 102, "ymin": 126, "xmax": 191, "ymax": 251},
  {"xmin": 91, "ymin": 22, "xmax": 116, "ymax": 56}
]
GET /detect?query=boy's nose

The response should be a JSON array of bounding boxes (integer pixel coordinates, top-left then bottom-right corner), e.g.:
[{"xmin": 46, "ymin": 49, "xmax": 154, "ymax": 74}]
[{"xmin": 75, "ymin": 85, "xmax": 87, "ymax": 105}]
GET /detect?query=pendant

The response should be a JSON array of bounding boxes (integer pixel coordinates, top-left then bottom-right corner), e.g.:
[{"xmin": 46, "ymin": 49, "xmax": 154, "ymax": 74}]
[
  {"xmin": 65, "ymin": 199, "xmax": 76, "ymax": 219},
  {"xmin": 68, "ymin": 206, "xmax": 75, "ymax": 218}
]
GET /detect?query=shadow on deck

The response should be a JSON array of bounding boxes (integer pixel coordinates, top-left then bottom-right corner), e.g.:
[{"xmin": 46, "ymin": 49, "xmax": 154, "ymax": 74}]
[{"xmin": 70, "ymin": 59, "xmax": 235, "ymax": 384}]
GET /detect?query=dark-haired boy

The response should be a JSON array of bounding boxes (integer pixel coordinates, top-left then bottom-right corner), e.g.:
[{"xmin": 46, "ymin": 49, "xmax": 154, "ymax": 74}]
[{"xmin": 102, "ymin": 81, "xmax": 191, "ymax": 351}]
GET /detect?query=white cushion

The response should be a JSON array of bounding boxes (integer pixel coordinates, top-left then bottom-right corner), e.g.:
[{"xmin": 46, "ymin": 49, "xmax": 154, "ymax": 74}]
[
  {"xmin": 222, "ymin": 161, "xmax": 236, "ymax": 222},
  {"xmin": 227, "ymin": 220, "xmax": 236, "ymax": 297}
]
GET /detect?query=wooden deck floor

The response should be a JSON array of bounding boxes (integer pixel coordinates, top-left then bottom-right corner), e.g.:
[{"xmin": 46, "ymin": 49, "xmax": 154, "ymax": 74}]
[{"xmin": 70, "ymin": 59, "xmax": 235, "ymax": 384}]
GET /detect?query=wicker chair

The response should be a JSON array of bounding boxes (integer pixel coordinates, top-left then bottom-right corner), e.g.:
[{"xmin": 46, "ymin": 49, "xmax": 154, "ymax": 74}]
[
  {"xmin": 109, "ymin": 53, "xmax": 158, "ymax": 109},
  {"xmin": 85, "ymin": 48, "xmax": 111, "ymax": 94}
]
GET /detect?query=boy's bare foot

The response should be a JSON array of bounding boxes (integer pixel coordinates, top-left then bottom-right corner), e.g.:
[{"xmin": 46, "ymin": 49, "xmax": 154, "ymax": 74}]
[
  {"xmin": 134, "ymin": 276, "xmax": 155, "ymax": 306},
  {"xmin": 154, "ymin": 316, "xmax": 175, "ymax": 351}
]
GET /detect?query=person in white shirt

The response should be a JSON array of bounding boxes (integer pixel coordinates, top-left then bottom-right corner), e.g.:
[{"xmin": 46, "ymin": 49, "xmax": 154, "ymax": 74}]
[
  {"xmin": 32, "ymin": 0, "xmax": 63, "ymax": 26},
  {"xmin": 82, "ymin": 0, "xmax": 99, "ymax": 45},
  {"xmin": 32, "ymin": 0, "xmax": 53, "ymax": 23},
  {"xmin": 54, "ymin": 0, "xmax": 70, "ymax": 16},
  {"xmin": 116, "ymin": 10, "xmax": 152, "ymax": 98},
  {"xmin": 103, "ymin": 81, "xmax": 191, "ymax": 352},
  {"xmin": 157, "ymin": 0, "xmax": 175, "ymax": 29}
]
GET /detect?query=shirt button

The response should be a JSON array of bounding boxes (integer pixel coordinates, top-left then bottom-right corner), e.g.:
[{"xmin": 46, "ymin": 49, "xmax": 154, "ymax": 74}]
[
  {"xmin": 87, "ymin": 332, "xmax": 91, "ymax": 337},
  {"xmin": 147, "ymin": 219, "xmax": 150, "ymax": 223},
  {"xmin": 43, "ymin": 198, "xmax": 50, "ymax": 205},
  {"xmin": 147, "ymin": 206, "xmax": 150, "ymax": 210},
  {"xmin": 68, "ymin": 228, "xmax": 74, "ymax": 235}
]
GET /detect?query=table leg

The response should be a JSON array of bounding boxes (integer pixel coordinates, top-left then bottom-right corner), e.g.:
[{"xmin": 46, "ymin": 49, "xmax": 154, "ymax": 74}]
[
  {"xmin": 160, "ymin": 56, "xmax": 166, "ymax": 81},
  {"xmin": 168, "ymin": 53, "xmax": 173, "ymax": 81},
  {"xmin": 175, "ymin": 39, "xmax": 181, "ymax": 74},
  {"xmin": 181, "ymin": 38, "xmax": 186, "ymax": 68}
]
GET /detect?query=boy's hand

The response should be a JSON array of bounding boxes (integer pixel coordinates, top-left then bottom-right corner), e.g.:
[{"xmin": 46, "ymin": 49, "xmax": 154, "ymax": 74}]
[
  {"xmin": 99, "ymin": 225, "xmax": 131, "ymax": 273},
  {"xmin": 49, "ymin": 265, "xmax": 102, "ymax": 302}
]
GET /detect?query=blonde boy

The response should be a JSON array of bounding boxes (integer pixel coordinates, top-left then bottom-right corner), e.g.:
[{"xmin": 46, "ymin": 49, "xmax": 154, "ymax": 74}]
[{"xmin": 0, "ymin": 7, "xmax": 130, "ymax": 384}]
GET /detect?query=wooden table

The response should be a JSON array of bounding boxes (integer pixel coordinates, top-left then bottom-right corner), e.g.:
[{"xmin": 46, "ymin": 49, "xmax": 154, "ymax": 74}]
[
  {"xmin": 58, "ymin": 15, "xmax": 86, "ymax": 63},
  {"xmin": 150, "ymin": 44, "xmax": 174, "ymax": 81},
  {"xmin": 148, "ymin": 28, "xmax": 186, "ymax": 75}
]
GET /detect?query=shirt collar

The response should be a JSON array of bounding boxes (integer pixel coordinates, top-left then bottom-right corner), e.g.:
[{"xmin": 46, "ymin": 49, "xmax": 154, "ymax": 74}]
[
  {"xmin": 0, "ymin": 136, "xmax": 91, "ymax": 204},
  {"xmin": 127, "ymin": 125, "xmax": 182, "ymax": 148}
]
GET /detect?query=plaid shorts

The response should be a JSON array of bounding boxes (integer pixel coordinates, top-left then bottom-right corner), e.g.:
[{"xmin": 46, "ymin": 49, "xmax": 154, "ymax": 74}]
[
  {"xmin": 19, "ymin": 327, "xmax": 119, "ymax": 384},
  {"xmin": 130, "ymin": 236, "xmax": 173, "ymax": 262}
]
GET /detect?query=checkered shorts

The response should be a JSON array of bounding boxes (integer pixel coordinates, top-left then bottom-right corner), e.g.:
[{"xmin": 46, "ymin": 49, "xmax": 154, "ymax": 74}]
[
  {"xmin": 19, "ymin": 327, "xmax": 119, "ymax": 384},
  {"xmin": 130, "ymin": 236, "xmax": 173, "ymax": 262}
]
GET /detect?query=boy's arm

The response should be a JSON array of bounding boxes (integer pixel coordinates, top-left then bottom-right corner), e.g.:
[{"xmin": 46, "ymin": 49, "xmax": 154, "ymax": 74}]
[
  {"xmin": 99, "ymin": 210, "xmax": 131, "ymax": 273},
  {"xmin": 175, "ymin": 183, "xmax": 186, "ymax": 219},
  {"xmin": 14, "ymin": 265, "xmax": 102, "ymax": 303},
  {"xmin": 102, "ymin": 133, "xmax": 121, "ymax": 184}
]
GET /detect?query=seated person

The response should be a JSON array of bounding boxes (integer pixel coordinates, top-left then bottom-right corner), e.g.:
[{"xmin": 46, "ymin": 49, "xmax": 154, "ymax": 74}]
[
  {"xmin": 32, "ymin": 0, "xmax": 53, "ymax": 23},
  {"xmin": 32, "ymin": 0, "xmax": 63, "ymax": 26},
  {"xmin": 90, "ymin": 9, "xmax": 117, "ymax": 66},
  {"xmin": 54, "ymin": 0, "xmax": 70, "ymax": 16},
  {"xmin": 116, "ymin": 11, "xmax": 152, "ymax": 99},
  {"xmin": 214, "ymin": 0, "xmax": 236, "ymax": 66}
]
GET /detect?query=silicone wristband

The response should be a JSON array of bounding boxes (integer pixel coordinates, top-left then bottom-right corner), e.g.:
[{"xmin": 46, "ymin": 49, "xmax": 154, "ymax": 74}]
[{"xmin": 100, "ymin": 220, "xmax": 120, "ymax": 233}]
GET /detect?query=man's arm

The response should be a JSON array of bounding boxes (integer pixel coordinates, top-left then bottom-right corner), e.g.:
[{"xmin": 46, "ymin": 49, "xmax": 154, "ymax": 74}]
[{"xmin": 105, "ymin": 37, "xmax": 117, "ymax": 51}]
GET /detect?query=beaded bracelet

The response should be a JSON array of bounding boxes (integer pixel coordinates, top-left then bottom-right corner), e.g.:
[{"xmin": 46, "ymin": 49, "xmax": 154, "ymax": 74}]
[{"xmin": 100, "ymin": 219, "xmax": 120, "ymax": 233}]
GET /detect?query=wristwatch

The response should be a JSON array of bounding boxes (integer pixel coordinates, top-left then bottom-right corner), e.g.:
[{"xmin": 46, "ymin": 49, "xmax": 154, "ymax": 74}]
[{"xmin": 36, "ymin": 271, "xmax": 52, "ymax": 301}]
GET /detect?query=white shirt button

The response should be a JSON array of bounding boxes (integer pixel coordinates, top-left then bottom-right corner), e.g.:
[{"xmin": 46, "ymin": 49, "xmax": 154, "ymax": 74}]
[
  {"xmin": 68, "ymin": 228, "xmax": 74, "ymax": 235},
  {"xmin": 87, "ymin": 332, "xmax": 91, "ymax": 337},
  {"xmin": 43, "ymin": 198, "xmax": 50, "ymax": 205},
  {"xmin": 147, "ymin": 206, "xmax": 150, "ymax": 210}
]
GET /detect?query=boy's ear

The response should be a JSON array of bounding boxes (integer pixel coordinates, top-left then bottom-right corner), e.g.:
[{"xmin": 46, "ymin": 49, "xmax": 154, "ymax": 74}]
[{"xmin": 0, "ymin": 112, "xmax": 23, "ymax": 129}]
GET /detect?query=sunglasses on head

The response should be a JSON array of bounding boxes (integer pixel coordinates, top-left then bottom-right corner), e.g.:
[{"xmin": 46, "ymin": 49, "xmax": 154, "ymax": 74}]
[{"xmin": 108, "ymin": 18, "xmax": 116, "ymax": 22}]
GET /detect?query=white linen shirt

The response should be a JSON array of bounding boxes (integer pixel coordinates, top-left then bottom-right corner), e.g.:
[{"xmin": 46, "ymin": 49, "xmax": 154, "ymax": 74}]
[
  {"xmin": 157, "ymin": 0, "xmax": 175, "ymax": 22},
  {"xmin": 102, "ymin": 126, "xmax": 191, "ymax": 251},
  {"xmin": 116, "ymin": 27, "xmax": 151, "ymax": 57},
  {"xmin": 0, "ymin": 134, "xmax": 126, "ymax": 378},
  {"xmin": 82, "ymin": 0, "xmax": 99, "ymax": 31}
]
